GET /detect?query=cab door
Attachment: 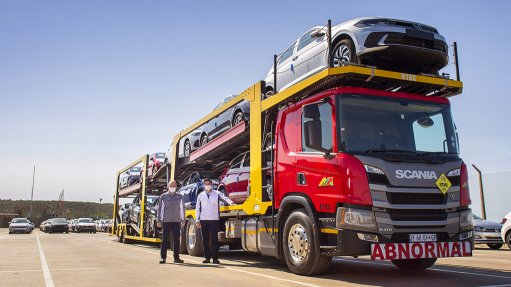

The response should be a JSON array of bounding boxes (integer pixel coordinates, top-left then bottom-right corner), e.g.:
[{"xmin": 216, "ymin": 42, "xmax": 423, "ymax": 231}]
[{"xmin": 294, "ymin": 100, "xmax": 339, "ymax": 214}]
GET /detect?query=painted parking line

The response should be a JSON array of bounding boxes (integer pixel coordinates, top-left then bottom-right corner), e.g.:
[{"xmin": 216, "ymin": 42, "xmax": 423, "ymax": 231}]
[
  {"xmin": 89, "ymin": 236, "xmax": 323, "ymax": 287},
  {"xmin": 35, "ymin": 232, "xmax": 54, "ymax": 287}
]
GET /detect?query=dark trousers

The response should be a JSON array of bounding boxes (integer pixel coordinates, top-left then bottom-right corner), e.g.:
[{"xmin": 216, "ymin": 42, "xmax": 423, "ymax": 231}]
[
  {"xmin": 200, "ymin": 220, "xmax": 219, "ymax": 260},
  {"xmin": 160, "ymin": 222, "xmax": 181, "ymax": 260}
]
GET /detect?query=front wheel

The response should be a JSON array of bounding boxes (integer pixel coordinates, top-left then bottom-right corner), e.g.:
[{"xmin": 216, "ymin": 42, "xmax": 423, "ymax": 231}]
[
  {"xmin": 506, "ymin": 232, "xmax": 511, "ymax": 250},
  {"xmin": 186, "ymin": 218, "xmax": 203, "ymax": 256},
  {"xmin": 331, "ymin": 38, "xmax": 357, "ymax": 67},
  {"xmin": 184, "ymin": 140, "xmax": 191, "ymax": 156},
  {"xmin": 487, "ymin": 243, "xmax": 503, "ymax": 250},
  {"xmin": 282, "ymin": 209, "xmax": 331, "ymax": 275},
  {"xmin": 391, "ymin": 258, "xmax": 437, "ymax": 271},
  {"xmin": 232, "ymin": 111, "xmax": 244, "ymax": 126},
  {"xmin": 200, "ymin": 134, "xmax": 208, "ymax": 147}
]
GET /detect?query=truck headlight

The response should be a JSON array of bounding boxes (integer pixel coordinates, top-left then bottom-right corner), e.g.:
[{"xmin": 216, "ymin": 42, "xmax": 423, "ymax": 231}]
[
  {"xmin": 364, "ymin": 164, "xmax": 385, "ymax": 175},
  {"xmin": 336, "ymin": 207, "xmax": 376, "ymax": 232},
  {"xmin": 447, "ymin": 168, "xmax": 461, "ymax": 177},
  {"xmin": 460, "ymin": 210, "xmax": 473, "ymax": 231}
]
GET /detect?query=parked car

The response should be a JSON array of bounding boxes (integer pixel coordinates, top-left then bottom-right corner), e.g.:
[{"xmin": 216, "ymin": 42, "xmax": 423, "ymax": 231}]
[
  {"xmin": 179, "ymin": 129, "xmax": 206, "ymax": 157},
  {"xmin": 40, "ymin": 220, "xmax": 48, "ymax": 231},
  {"xmin": 28, "ymin": 221, "xmax": 34, "ymax": 231},
  {"xmin": 70, "ymin": 219, "xmax": 79, "ymax": 232},
  {"xmin": 179, "ymin": 172, "xmax": 220, "ymax": 209},
  {"xmin": 103, "ymin": 219, "xmax": 113, "ymax": 232},
  {"xmin": 473, "ymin": 215, "xmax": 504, "ymax": 249},
  {"xmin": 46, "ymin": 218, "xmax": 69, "ymax": 233},
  {"xmin": 264, "ymin": 17, "xmax": 449, "ymax": 95},
  {"xmin": 42, "ymin": 219, "xmax": 53, "ymax": 233},
  {"xmin": 148, "ymin": 152, "xmax": 166, "ymax": 175},
  {"xmin": 119, "ymin": 166, "xmax": 142, "ymax": 189},
  {"xmin": 218, "ymin": 151, "xmax": 250, "ymax": 204},
  {"xmin": 76, "ymin": 218, "xmax": 96, "ymax": 233},
  {"xmin": 8, "ymin": 218, "xmax": 32, "ymax": 234},
  {"xmin": 501, "ymin": 211, "xmax": 511, "ymax": 250},
  {"xmin": 202, "ymin": 95, "xmax": 250, "ymax": 142}
]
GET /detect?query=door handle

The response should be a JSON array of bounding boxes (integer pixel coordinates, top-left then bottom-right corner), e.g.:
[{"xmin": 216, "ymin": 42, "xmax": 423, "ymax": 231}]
[
  {"xmin": 292, "ymin": 56, "xmax": 299, "ymax": 61},
  {"xmin": 297, "ymin": 172, "xmax": 306, "ymax": 185}
]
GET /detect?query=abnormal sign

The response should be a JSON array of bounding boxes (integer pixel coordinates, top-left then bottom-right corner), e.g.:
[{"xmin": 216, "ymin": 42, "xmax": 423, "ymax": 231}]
[{"xmin": 371, "ymin": 241, "xmax": 472, "ymax": 260}]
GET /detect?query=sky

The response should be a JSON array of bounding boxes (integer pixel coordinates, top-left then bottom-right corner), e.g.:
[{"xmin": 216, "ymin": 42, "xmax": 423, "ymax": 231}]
[{"xmin": 0, "ymin": 1, "xmax": 510, "ymax": 220}]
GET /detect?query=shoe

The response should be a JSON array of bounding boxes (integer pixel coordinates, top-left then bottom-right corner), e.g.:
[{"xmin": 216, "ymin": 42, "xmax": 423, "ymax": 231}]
[
  {"xmin": 174, "ymin": 258, "xmax": 184, "ymax": 264},
  {"xmin": 202, "ymin": 259, "xmax": 210, "ymax": 264},
  {"xmin": 212, "ymin": 259, "xmax": 220, "ymax": 264},
  {"xmin": 159, "ymin": 259, "xmax": 166, "ymax": 264}
]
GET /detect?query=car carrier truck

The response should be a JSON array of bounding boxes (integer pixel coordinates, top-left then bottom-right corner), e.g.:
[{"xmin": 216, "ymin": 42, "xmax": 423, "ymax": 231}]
[{"xmin": 113, "ymin": 49, "xmax": 473, "ymax": 275}]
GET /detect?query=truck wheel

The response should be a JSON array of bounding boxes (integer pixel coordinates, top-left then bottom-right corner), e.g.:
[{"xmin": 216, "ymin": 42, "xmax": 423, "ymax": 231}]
[
  {"xmin": 186, "ymin": 218, "xmax": 203, "ymax": 256},
  {"xmin": 487, "ymin": 243, "xmax": 503, "ymax": 250},
  {"xmin": 283, "ymin": 208, "xmax": 332, "ymax": 275},
  {"xmin": 331, "ymin": 38, "xmax": 357, "ymax": 67},
  {"xmin": 180, "ymin": 223, "xmax": 188, "ymax": 254},
  {"xmin": 391, "ymin": 258, "xmax": 437, "ymax": 271}
]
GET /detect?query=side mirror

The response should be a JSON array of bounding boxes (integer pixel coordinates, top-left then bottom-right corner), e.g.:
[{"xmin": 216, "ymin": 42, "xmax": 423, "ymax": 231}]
[
  {"xmin": 310, "ymin": 30, "xmax": 325, "ymax": 38},
  {"xmin": 8, "ymin": 221, "xmax": 11, "ymax": 224}
]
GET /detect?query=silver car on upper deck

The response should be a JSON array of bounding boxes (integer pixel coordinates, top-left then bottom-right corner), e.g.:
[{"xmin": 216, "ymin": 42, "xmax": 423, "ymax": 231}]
[{"xmin": 264, "ymin": 17, "xmax": 449, "ymax": 95}]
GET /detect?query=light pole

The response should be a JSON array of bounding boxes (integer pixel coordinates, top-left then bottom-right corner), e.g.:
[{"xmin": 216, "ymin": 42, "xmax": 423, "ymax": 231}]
[
  {"xmin": 99, "ymin": 198, "xmax": 103, "ymax": 219},
  {"xmin": 472, "ymin": 164, "xmax": 486, "ymax": 219},
  {"xmin": 29, "ymin": 165, "xmax": 35, "ymax": 220}
]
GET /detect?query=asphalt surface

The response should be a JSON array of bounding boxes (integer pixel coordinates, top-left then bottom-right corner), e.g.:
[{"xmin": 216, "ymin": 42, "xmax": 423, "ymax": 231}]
[{"xmin": 1, "ymin": 229, "xmax": 510, "ymax": 287}]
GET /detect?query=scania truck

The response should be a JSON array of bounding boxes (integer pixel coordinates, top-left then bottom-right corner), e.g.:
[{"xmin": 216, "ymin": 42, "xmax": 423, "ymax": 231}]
[{"xmin": 158, "ymin": 64, "xmax": 473, "ymax": 275}]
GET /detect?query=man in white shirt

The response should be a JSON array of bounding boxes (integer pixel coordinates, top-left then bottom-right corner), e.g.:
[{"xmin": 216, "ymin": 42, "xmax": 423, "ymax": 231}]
[{"xmin": 196, "ymin": 178, "xmax": 234, "ymax": 264}]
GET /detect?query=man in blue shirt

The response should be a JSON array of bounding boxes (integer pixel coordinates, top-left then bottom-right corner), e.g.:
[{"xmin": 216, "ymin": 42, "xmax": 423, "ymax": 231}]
[
  {"xmin": 157, "ymin": 180, "xmax": 185, "ymax": 264},
  {"xmin": 196, "ymin": 178, "xmax": 234, "ymax": 264}
]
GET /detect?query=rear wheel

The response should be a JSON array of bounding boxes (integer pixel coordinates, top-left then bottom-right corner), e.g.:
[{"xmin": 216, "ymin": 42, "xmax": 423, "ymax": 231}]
[
  {"xmin": 391, "ymin": 258, "xmax": 437, "ymax": 271},
  {"xmin": 331, "ymin": 38, "xmax": 357, "ymax": 67},
  {"xmin": 282, "ymin": 209, "xmax": 332, "ymax": 275},
  {"xmin": 487, "ymin": 243, "xmax": 503, "ymax": 250},
  {"xmin": 506, "ymin": 232, "xmax": 511, "ymax": 250},
  {"xmin": 184, "ymin": 140, "xmax": 191, "ymax": 156},
  {"xmin": 186, "ymin": 218, "xmax": 203, "ymax": 256},
  {"xmin": 232, "ymin": 111, "xmax": 244, "ymax": 126}
]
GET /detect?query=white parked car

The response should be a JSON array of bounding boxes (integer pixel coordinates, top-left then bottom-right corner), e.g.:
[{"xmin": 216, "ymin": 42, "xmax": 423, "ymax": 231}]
[
  {"xmin": 501, "ymin": 211, "xmax": 511, "ymax": 249},
  {"xmin": 264, "ymin": 17, "xmax": 449, "ymax": 95}
]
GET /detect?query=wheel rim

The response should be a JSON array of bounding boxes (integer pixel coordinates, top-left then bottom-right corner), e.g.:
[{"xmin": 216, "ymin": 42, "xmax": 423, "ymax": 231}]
[
  {"xmin": 333, "ymin": 44, "xmax": 351, "ymax": 67},
  {"xmin": 201, "ymin": 135, "xmax": 207, "ymax": 146},
  {"xmin": 184, "ymin": 142, "xmax": 190, "ymax": 156},
  {"xmin": 234, "ymin": 113, "xmax": 243, "ymax": 125},
  {"xmin": 287, "ymin": 223, "xmax": 310, "ymax": 264},
  {"xmin": 188, "ymin": 223, "xmax": 197, "ymax": 250}
]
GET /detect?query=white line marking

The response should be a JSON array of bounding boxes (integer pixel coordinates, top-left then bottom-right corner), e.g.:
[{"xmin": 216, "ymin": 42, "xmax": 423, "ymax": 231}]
[
  {"xmin": 35, "ymin": 232, "xmax": 55, "ymax": 287},
  {"xmin": 335, "ymin": 258, "xmax": 511, "ymax": 280},
  {"xmin": 90, "ymin": 237, "xmax": 322, "ymax": 287},
  {"xmin": 479, "ymin": 284, "xmax": 511, "ymax": 287},
  {"xmin": 0, "ymin": 267, "xmax": 106, "ymax": 274}
]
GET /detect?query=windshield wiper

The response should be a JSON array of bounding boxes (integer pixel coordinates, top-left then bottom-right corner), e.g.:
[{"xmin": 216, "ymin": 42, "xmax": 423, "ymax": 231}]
[
  {"xmin": 365, "ymin": 148, "xmax": 418, "ymax": 154},
  {"xmin": 416, "ymin": 151, "xmax": 458, "ymax": 157}
]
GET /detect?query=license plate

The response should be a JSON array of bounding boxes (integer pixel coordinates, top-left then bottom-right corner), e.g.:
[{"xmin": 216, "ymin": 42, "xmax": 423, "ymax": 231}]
[
  {"xmin": 409, "ymin": 233, "xmax": 437, "ymax": 242},
  {"xmin": 371, "ymin": 242, "xmax": 472, "ymax": 260}
]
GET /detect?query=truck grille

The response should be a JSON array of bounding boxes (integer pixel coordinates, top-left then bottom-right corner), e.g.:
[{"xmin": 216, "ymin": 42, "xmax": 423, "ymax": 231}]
[
  {"xmin": 387, "ymin": 192, "xmax": 447, "ymax": 205},
  {"xmin": 388, "ymin": 209, "xmax": 448, "ymax": 221}
]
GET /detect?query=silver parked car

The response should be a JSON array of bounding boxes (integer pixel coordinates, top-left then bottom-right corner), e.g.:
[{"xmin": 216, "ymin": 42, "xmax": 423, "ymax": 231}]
[
  {"xmin": 9, "ymin": 218, "xmax": 32, "ymax": 234},
  {"xmin": 179, "ymin": 129, "xmax": 205, "ymax": 157},
  {"xmin": 202, "ymin": 95, "xmax": 249, "ymax": 142},
  {"xmin": 264, "ymin": 17, "xmax": 449, "ymax": 95},
  {"xmin": 473, "ymin": 215, "xmax": 504, "ymax": 249}
]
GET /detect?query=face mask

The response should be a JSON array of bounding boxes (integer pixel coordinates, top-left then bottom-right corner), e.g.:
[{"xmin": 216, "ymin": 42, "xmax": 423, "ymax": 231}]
[
  {"xmin": 204, "ymin": 184, "xmax": 212, "ymax": 191},
  {"xmin": 169, "ymin": 187, "xmax": 176, "ymax": 193}
]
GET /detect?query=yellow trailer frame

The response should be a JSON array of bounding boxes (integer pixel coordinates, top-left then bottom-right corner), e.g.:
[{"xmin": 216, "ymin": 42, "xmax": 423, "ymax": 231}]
[
  {"xmin": 111, "ymin": 154, "xmax": 164, "ymax": 243},
  {"xmin": 170, "ymin": 65, "xmax": 463, "ymax": 220}
]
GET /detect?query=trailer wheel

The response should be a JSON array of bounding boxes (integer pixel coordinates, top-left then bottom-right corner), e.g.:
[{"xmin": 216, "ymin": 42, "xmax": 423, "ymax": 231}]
[
  {"xmin": 283, "ymin": 208, "xmax": 331, "ymax": 275},
  {"xmin": 186, "ymin": 218, "xmax": 203, "ymax": 256},
  {"xmin": 391, "ymin": 258, "xmax": 437, "ymax": 271},
  {"xmin": 331, "ymin": 38, "xmax": 357, "ymax": 67}
]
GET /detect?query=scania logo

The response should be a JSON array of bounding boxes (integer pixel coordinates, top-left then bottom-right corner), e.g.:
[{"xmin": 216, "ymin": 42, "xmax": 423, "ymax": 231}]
[{"xmin": 395, "ymin": 169, "xmax": 438, "ymax": 180}]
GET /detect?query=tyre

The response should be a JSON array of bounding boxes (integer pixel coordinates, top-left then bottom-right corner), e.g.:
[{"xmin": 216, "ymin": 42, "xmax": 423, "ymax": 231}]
[
  {"xmin": 184, "ymin": 140, "xmax": 191, "ymax": 156},
  {"xmin": 391, "ymin": 258, "xmax": 437, "ymax": 271},
  {"xmin": 331, "ymin": 38, "xmax": 357, "ymax": 67},
  {"xmin": 506, "ymin": 231, "xmax": 511, "ymax": 250},
  {"xmin": 487, "ymin": 243, "xmax": 503, "ymax": 250},
  {"xmin": 186, "ymin": 218, "xmax": 203, "ymax": 256},
  {"xmin": 200, "ymin": 134, "xmax": 208, "ymax": 147},
  {"xmin": 232, "ymin": 111, "xmax": 244, "ymax": 126},
  {"xmin": 282, "ymin": 208, "xmax": 332, "ymax": 275},
  {"xmin": 180, "ymin": 222, "xmax": 188, "ymax": 254}
]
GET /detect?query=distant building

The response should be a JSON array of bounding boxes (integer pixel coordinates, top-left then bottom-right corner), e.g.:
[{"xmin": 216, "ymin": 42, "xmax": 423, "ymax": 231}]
[{"xmin": 0, "ymin": 213, "xmax": 20, "ymax": 227}]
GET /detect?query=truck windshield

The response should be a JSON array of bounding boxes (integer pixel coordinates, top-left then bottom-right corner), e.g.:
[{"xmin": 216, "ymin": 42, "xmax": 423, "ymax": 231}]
[{"xmin": 337, "ymin": 94, "xmax": 459, "ymax": 156}]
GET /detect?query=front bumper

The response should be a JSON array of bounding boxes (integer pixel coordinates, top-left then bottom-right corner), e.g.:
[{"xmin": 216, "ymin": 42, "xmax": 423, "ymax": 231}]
[
  {"xmin": 474, "ymin": 231, "xmax": 504, "ymax": 244},
  {"xmin": 9, "ymin": 227, "xmax": 30, "ymax": 233}
]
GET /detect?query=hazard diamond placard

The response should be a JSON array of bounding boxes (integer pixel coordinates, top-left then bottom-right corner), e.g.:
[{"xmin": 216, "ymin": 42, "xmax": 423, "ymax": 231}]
[{"xmin": 435, "ymin": 173, "xmax": 452, "ymax": 194}]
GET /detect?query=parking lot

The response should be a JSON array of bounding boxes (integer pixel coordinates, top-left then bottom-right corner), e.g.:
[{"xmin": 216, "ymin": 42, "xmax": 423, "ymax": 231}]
[{"xmin": 1, "ymin": 229, "xmax": 510, "ymax": 287}]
